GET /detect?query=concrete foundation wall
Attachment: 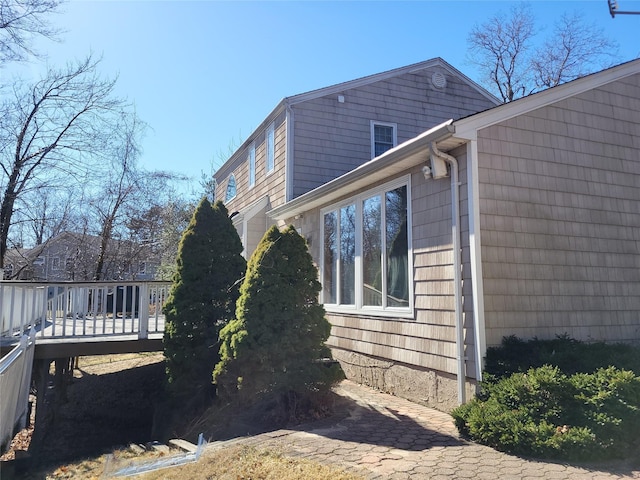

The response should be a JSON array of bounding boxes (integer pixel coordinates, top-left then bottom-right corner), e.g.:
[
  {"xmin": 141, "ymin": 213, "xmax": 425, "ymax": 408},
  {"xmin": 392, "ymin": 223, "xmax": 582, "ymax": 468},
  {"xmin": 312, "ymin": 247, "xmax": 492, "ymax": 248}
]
[{"xmin": 331, "ymin": 347, "xmax": 476, "ymax": 413}]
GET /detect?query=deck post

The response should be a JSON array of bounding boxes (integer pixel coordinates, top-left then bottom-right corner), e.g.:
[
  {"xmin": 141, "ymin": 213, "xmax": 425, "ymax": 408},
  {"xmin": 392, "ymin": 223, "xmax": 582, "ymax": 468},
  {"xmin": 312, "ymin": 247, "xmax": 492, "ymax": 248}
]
[{"xmin": 138, "ymin": 283, "xmax": 149, "ymax": 340}]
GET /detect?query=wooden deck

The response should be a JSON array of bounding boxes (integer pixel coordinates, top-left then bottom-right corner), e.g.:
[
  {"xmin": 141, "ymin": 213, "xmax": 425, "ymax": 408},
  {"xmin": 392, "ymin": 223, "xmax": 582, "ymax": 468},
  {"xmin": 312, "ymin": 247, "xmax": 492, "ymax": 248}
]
[{"xmin": 1, "ymin": 281, "xmax": 170, "ymax": 359}]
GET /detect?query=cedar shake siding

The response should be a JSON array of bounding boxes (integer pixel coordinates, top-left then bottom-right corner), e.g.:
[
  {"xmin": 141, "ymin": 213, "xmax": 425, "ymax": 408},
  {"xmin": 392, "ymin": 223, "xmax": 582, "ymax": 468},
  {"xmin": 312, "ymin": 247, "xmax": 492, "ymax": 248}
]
[
  {"xmin": 476, "ymin": 73, "xmax": 640, "ymax": 347},
  {"xmin": 214, "ymin": 58, "xmax": 497, "ymax": 259},
  {"xmin": 290, "ymin": 65, "xmax": 496, "ymax": 199},
  {"xmin": 219, "ymin": 111, "xmax": 287, "ymax": 214},
  {"xmin": 276, "ymin": 157, "xmax": 478, "ymax": 411}
]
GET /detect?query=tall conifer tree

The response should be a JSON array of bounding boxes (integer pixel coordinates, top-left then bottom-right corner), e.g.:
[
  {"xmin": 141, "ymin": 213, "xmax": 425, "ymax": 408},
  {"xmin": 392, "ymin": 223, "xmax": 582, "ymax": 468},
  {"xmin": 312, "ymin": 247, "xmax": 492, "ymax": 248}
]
[
  {"xmin": 214, "ymin": 225, "xmax": 341, "ymax": 403},
  {"xmin": 164, "ymin": 198, "xmax": 245, "ymax": 396}
]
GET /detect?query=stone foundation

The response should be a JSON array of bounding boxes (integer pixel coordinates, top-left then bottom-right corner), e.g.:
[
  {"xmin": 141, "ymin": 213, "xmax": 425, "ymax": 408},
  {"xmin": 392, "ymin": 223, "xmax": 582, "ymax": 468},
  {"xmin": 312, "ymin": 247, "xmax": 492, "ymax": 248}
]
[{"xmin": 331, "ymin": 348, "xmax": 476, "ymax": 413}]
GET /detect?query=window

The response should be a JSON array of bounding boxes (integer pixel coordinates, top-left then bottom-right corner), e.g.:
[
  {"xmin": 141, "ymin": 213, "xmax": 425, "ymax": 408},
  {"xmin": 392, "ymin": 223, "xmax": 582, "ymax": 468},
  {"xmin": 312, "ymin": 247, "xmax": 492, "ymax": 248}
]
[
  {"xmin": 371, "ymin": 121, "xmax": 397, "ymax": 158},
  {"xmin": 225, "ymin": 174, "xmax": 236, "ymax": 201},
  {"xmin": 266, "ymin": 123, "xmax": 275, "ymax": 173},
  {"xmin": 139, "ymin": 262, "xmax": 146, "ymax": 275},
  {"xmin": 321, "ymin": 177, "xmax": 411, "ymax": 314},
  {"xmin": 248, "ymin": 144, "xmax": 256, "ymax": 187},
  {"xmin": 51, "ymin": 257, "xmax": 60, "ymax": 269}
]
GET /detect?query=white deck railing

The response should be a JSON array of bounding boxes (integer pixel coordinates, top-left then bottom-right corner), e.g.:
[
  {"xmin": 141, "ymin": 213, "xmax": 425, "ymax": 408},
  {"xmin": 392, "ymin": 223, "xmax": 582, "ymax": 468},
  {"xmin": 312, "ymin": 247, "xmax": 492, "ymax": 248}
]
[
  {"xmin": 0, "ymin": 329, "xmax": 36, "ymax": 452},
  {"xmin": 0, "ymin": 281, "xmax": 172, "ymax": 341}
]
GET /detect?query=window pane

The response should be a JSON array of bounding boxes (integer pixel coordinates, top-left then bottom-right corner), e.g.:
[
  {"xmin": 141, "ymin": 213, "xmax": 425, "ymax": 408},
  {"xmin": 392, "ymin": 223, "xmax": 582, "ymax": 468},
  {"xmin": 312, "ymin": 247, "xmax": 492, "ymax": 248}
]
[
  {"xmin": 386, "ymin": 186, "xmax": 409, "ymax": 307},
  {"xmin": 225, "ymin": 175, "xmax": 236, "ymax": 201},
  {"xmin": 266, "ymin": 124, "xmax": 275, "ymax": 172},
  {"xmin": 248, "ymin": 146, "xmax": 255, "ymax": 186},
  {"xmin": 339, "ymin": 204, "xmax": 356, "ymax": 305},
  {"xmin": 323, "ymin": 211, "xmax": 338, "ymax": 303},
  {"xmin": 374, "ymin": 124, "xmax": 394, "ymax": 157},
  {"xmin": 362, "ymin": 196, "xmax": 382, "ymax": 306}
]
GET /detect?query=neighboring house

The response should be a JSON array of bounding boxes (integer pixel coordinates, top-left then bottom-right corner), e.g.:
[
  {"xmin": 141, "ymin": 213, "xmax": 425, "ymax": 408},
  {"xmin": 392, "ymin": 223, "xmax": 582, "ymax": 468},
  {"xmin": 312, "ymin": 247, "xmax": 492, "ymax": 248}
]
[
  {"xmin": 216, "ymin": 58, "xmax": 640, "ymax": 411},
  {"xmin": 3, "ymin": 231, "xmax": 158, "ymax": 281}
]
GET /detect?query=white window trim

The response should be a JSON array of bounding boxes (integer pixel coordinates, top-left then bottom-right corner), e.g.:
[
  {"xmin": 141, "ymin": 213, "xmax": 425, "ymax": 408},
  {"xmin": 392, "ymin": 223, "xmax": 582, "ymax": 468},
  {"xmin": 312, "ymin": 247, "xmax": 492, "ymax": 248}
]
[
  {"xmin": 370, "ymin": 120, "xmax": 398, "ymax": 159},
  {"xmin": 248, "ymin": 143, "xmax": 256, "ymax": 188},
  {"xmin": 266, "ymin": 122, "xmax": 275, "ymax": 174},
  {"xmin": 320, "ymin": 175, "xmax": 414, "ymax": 319}
]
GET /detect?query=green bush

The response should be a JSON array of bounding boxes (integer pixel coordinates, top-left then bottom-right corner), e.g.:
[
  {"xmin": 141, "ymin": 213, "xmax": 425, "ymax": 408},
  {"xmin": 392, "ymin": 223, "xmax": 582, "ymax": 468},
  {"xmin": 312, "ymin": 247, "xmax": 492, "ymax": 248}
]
[
  {"xmin": 484, "ymin": 334, "xmax": 640, "ymax": 380},
  {"xmin": 570, "ymin": 367, "xmax": 640, "ymax": 456},
  {"xmin": 213, "ymin": 225, "xmax": 343, "ymax": 406},
  {"xmin": 453, "ymin": 364, "xmax": 640, "ymax": 461},
  {"xmin": 163, "ymin": 198, "xmax": 246, "ymax": 398}
]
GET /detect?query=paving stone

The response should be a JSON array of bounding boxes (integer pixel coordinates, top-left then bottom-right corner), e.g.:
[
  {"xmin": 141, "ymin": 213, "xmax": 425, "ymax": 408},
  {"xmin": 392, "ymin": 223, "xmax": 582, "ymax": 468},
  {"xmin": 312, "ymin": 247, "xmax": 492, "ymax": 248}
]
[{"xmin": 202, "ymin": 380, "xmax": 639, "ymax": 480}]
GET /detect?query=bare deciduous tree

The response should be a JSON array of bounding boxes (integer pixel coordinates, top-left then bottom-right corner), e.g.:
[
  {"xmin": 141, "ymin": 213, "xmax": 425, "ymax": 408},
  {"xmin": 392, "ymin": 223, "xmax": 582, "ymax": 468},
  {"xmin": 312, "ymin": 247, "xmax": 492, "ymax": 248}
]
[
  {"xmin": 88, "ymin": 113, "xmax": 181, "ymax": 280},
  {"xmin": 0, "ymin": 0, "xmax": 64, "ymax": 64},
  {"xmin": 0, "ymin": 55, "xmax": 128, "ymax": 268},
  {"xmin": 468, "ymin": 3, "xmax": 619, "ymax": 102},
  {"xmin": 531, "ymin": 12, "xmax": 618, "ymax": 89}
]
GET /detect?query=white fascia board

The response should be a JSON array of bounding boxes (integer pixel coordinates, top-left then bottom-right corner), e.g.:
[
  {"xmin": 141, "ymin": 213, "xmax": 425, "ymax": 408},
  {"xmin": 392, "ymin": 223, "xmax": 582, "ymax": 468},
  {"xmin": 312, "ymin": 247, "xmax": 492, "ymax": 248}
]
[
  {"xmin": 455, "ymin": 58, "xmax": 640, "ymax": 141},
  {"xmin": 268, "ymin": 120, "xmax": 455, "ymax": 221}
]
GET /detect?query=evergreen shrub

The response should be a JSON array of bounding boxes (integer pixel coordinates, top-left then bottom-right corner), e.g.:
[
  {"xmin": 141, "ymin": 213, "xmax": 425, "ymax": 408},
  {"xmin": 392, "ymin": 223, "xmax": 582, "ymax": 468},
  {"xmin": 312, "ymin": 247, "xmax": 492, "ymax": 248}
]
[
  {"xmin": 213, "ymin": 225, "xmax": 343, "ymax": 408},
  {"xmin": 484, "ymin": 334, "xmax": 640, "ymax": 379},
  {"xmin": 163, "ymin": 198, "xmax": 246, "ymax": 398},
  {"xmin": 453, "ymin": 337, "xmax": 640, "ymax": 461}
]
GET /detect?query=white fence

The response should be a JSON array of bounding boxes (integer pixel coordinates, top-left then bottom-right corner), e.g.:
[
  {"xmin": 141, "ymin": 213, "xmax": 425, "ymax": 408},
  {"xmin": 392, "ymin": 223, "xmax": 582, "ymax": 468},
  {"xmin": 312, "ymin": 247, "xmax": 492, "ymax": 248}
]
[
  {"xmin": 0, "ymin": 329, "xmax": 36, "ymax": 453},
  {"xmin": 0, "ymin": 281, "xmax": 171, "ymax": 341}
]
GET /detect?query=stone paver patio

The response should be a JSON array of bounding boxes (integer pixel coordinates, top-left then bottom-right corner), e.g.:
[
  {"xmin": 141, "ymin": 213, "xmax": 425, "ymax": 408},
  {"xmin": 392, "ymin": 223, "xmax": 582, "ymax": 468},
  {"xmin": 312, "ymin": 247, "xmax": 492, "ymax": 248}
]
[{"xmin": 228, "ymin": 380, "xmax": 640, "ymax": 480}]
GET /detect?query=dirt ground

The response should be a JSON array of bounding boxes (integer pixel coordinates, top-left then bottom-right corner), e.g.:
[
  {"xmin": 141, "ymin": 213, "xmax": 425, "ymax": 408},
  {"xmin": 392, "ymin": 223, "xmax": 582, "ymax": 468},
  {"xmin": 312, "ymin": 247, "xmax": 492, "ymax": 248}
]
[{"xmin": 1, "ymin": 353, "xmax": 166, "ymax": 475}]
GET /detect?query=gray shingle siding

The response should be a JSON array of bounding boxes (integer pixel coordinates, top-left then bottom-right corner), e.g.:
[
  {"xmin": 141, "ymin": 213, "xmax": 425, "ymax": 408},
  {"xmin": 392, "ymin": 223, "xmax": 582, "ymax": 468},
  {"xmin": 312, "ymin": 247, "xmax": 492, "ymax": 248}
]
[{"xmin": 290, "ymin": 67, "xmax": 497, "ymax": 199}]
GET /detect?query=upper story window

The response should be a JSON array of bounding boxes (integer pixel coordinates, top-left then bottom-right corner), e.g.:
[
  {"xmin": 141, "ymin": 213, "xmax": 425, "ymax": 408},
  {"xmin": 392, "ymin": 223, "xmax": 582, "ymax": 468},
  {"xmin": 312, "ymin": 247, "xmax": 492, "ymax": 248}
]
[
  {"xmin": 266, "ymin": 123, "xmax": 275, "ymax": 173},
  {"xmin": 225, "ymin": 174, "xmax": 237, "ymax": 201},
  {"xmin": 248, "ymin": 144, "xmax": 256, "ymax": 187},
  {"xmin": 371, "ymin": 121, "xmax": 397, "ymax": 158},
  {"xmin": 321, "ymin": 176, "xmax": 412, "ymax": 316}
]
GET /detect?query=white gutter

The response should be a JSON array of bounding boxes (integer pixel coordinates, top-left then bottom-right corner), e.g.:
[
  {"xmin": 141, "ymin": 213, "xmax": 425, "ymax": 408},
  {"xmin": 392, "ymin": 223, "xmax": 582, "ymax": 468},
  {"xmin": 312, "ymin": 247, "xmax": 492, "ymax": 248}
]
[{"xmin": 429, "ymin": 141, "xmax": 466, "ymax": 405}]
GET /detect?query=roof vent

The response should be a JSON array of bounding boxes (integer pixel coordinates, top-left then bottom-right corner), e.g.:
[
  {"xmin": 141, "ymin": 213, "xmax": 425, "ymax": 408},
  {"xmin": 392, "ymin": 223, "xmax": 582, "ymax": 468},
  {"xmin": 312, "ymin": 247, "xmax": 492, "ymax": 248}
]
[{"xmin": 431, "ymin": 72, "xmax": 447, "ymax": 89}]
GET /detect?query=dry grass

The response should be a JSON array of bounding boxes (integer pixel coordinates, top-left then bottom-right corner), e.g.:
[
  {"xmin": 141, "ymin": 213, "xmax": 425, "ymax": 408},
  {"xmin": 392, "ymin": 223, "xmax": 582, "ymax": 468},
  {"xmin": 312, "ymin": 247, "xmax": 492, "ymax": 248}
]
[
  {"xmin": 31, "ymin": 444, "xmax": 364, "ymax": 480},
  {"xmin": 76, "ymin": 352, "xmax": 162, "ymax": 370}
]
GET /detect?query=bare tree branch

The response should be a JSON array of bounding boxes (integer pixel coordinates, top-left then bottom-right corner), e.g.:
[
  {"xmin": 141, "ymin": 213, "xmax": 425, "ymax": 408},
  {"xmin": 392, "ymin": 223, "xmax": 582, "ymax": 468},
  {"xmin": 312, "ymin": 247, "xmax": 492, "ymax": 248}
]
[
  {"xmin": 467, "ymin": 3, "xmax": 536, "ymax": 102},
  {"xmin": 531, "ymin": 12, "xmax": 619, "ymax": 89},
  {"xmin": 467, "ymin": 3, "xmax": 619, "ymax": 102},
  {"xmin": 0, "ymin": 0, "xmax": 64, "ymax": 65},
  {"xmin": 0, "ymin": 54, "xmax": 129, "ymax": 267}
]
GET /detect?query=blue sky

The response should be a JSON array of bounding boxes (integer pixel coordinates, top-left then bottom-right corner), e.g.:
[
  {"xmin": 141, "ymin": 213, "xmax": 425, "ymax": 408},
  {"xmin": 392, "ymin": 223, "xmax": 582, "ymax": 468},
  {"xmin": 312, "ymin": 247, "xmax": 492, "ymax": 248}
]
[{"xmin": 5, "ymin": 0, "xmax": 640, "ymax": 192}]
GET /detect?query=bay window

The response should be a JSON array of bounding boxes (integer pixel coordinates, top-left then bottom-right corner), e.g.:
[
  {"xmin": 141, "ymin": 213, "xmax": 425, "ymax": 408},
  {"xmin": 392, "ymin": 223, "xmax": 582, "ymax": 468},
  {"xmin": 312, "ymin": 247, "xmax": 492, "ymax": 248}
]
[{"xmin": 321, "ymin": 177, "xmax": 412, "ymax": 314}]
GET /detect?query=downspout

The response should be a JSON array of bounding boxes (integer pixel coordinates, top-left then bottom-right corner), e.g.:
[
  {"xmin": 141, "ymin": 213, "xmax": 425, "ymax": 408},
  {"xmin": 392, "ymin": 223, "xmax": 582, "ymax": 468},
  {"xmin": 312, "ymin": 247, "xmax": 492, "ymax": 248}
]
[
  {"xmin": 429, "ymin": 141, "xmax": 466, "ymax": 405},
  {"xmin": 467, "ymin": 139, "xmax": 487, "ymax": 385}
]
